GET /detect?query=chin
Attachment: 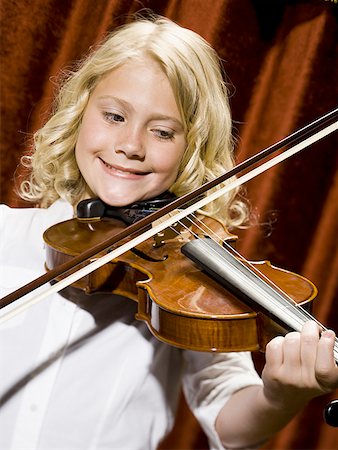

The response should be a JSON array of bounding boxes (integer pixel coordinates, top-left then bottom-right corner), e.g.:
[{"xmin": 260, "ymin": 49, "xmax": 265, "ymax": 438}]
[{"xmin": 99, "ymin": 193, "xmax": 140, "ymax": 207}]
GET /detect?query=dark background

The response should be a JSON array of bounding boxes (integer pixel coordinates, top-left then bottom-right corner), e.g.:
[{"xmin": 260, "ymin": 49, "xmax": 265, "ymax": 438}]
[{"xmin": 1, "ymin": 1, "xmax": 337, "ymax": 448}]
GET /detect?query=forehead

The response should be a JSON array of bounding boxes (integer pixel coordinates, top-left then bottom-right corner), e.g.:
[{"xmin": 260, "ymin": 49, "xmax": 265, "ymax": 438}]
[
  {"xmin": 90, "ymin": 57, "xmax": 182, "ymax": 118},
  {"xmin": 95, "ymin": 56, "xmax": 168, "ymax": 91}
]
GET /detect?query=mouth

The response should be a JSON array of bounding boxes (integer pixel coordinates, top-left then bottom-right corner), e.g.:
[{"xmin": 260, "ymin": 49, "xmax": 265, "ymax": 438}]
[{"xmin": 98, "ymin": 157, "xmax": 149, "ymax": 177}]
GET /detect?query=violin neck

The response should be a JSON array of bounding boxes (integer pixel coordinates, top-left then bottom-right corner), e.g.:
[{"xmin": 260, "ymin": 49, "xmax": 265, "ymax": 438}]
[{"xmin": 181, "ymin": 238, "xmax": 338, "ymax": 362}]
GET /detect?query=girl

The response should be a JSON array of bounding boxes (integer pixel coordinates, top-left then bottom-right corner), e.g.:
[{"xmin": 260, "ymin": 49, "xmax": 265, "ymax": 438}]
[{"xmin": 0, "ymin": 15, "xmax": 337, "ymax": 450}]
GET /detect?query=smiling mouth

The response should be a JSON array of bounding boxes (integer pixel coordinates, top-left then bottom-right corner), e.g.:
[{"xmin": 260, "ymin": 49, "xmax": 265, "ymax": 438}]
[{"xmin": 99, "ymin": 157, "xmax": 149, "ymax": 176}]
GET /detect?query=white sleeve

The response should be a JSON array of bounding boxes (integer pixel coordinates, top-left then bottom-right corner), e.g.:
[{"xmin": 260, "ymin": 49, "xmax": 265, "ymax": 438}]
[
  {"xmin": 182, "ymin": 350, "xmax": 263, "ymax": 450},
  {"xmin": 0, "ymin": 201, "xmax": 73, "ymax": 297}
]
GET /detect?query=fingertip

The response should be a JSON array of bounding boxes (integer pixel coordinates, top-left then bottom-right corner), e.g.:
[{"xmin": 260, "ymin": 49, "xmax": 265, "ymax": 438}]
[
  {"xmin": 321, "ymin": 329, "xmax": 336, "ymax": 340},
  {"xmin": 267, "ymin": 335, "xmax": 284, "ymax": 350},
  {"xmin": 302, "ymin": 320, "xmax": 321, "ymax": 334},
  {"xmin": 265, "ymin": 335, "xmax": 284, "ymax": 365},
  {"xmin": 316, "ymin": 329, "xmax": 337, "ymax": 372}
]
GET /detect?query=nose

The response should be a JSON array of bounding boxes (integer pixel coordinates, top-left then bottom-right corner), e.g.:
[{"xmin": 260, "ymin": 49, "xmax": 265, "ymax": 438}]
[{"xmin": 114, "ymin": 125, "xmax": 145, "ymax": 160}]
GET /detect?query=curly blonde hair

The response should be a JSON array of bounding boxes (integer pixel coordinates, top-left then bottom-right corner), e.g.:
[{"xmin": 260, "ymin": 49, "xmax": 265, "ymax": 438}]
[{"xmin": 20, "ymin": 14, "xmax": 249, "ymax": 228}]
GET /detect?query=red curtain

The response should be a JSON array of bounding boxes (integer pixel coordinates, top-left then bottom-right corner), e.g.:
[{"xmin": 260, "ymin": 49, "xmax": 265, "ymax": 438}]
[{"xmin": 1, "ymin": 1, "xmax": 337, "ymax": 448}]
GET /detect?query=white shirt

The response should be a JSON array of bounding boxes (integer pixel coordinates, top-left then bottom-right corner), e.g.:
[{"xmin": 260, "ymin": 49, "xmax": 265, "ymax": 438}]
[{"xmin": 0, "ymin": 200, "xmax": 262, "ymax": 450}]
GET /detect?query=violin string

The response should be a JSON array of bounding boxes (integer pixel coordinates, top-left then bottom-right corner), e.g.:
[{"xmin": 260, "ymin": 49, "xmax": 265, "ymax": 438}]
[
  {"xmin": 170, "ymin": 215, "xmax": 338, "ymax": 360},
  {"xmin": 193, "ymin": 237, "xmax": 318, "ymax": 331},
  {"xmin": 173, "ymin": 213, "xmax": 330, "ymax": 333},
  {"xmin": 188, "ymin": 214, "xmax": 305, "ymax": 309}
]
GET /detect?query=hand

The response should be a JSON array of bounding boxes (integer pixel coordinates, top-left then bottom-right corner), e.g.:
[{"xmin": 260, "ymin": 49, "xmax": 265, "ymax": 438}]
[{"xmin": 261, "ymin": 320, "xmax": 338, "ymax": 409}]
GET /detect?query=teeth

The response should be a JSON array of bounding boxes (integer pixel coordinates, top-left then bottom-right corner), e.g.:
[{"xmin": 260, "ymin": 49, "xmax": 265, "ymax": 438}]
[
  {"xmin": 100, "ymin": 157, "xmax": 149, "ymax": 176},
  {"xmin": 104, "ymin": 160, "xmax": 122, "ymax": 171},
  {"xmin": 103, "ymin": 160, "xmax": 140, "ymax": 175}
]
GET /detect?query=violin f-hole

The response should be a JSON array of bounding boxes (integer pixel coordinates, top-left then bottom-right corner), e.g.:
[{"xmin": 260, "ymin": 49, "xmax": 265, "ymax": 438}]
[{"xmin": 130, "ymin": 248, "xmax": 168, "ymax": 262}]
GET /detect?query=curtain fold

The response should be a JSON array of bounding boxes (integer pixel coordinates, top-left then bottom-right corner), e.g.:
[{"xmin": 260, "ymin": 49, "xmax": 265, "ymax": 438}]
[{"xmin": 1, "ymin": 1, "xmax": 337, "ymax": 448}]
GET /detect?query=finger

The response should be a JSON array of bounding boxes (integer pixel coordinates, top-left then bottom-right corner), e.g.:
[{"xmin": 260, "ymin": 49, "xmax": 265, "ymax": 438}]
[
  {"xmin": 281, "ymin": 331, "xmax": 301, "ymax": 370},
  {"xmin": 315, "ymin": 329, "xmax": 338, "ymax": 388},
  {"xmin": 265, "ymin": 336, "xmax": 285, "ymax": 370},
  {"xmin": 299, "ymin": 321, "xmax": 321, "ymax": 376}
]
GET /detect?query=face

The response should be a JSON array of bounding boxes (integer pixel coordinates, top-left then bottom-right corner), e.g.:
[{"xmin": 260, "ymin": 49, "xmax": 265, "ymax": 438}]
[{"xmin": 75, "ymin": 57, "xmax": 186, "ymax": 206}]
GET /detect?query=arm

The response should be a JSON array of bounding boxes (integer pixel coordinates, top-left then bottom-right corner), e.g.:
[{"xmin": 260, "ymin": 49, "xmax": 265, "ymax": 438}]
[{"xmin": 215, "ymin": 321, "xmax": 338, "ymax": 449}]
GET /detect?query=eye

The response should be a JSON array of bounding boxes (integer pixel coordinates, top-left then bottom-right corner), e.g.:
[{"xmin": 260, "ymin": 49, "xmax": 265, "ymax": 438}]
[
  {"xmin": 152, "ymin": 129, "xmax": 175, "ymax": 141},
  {"xmin": 103, "ymin": 112, "xmax": 125, "ymax": 123}
]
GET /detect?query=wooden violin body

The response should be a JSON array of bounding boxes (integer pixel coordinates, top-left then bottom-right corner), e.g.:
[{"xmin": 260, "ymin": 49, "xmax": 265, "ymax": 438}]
[{"xmin": 44, "ymin": 215, "xmax": 317, "ymax": 352}]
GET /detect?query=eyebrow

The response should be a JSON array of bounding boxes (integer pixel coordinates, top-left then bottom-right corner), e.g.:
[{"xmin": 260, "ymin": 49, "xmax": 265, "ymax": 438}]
[
  {"xmin": 97, "ymin": 95, "xmax": 184, "ymax": 129},
  {"xmin": 97, "ymin": 95, "xmax": 130, "ymax": 110}
]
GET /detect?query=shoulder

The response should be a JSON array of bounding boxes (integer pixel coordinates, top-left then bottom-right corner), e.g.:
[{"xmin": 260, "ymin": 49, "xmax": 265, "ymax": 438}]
[
  {"xmin": 0, "ymin": 199, "xmax": 73, "ymax": 236},
  {"xmin": 0, "ymin": 200, "xmax": 73, "ymax": 283},
  {"xmin": 1, "ymin": 198, "xmax": 73, "ymax": 221}
]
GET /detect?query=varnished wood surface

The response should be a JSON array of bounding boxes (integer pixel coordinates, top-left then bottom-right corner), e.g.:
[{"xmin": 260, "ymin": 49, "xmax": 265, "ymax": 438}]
[{"xmin": 44, "ymin": 217, "xmax": 317, "ymax": 352}]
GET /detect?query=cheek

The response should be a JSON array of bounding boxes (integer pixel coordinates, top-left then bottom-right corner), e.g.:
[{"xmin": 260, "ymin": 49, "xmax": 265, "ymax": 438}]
[
  {"xmin": 74, "ymin": 144, "xmax": 83, "ymax": 171},
  {"xmin": 77, "ymin": 108, "xmax": 105, "ymax": 149},
  {"xmin": 74, "ymin": 134, "xmax": 88, "ymax": 172},
  {"xmin": 74, "ymin": 120, "xmax": 98, "ymax": 179},
  {"xmin": 75, "ymin": 118, "xmax": 90, "ymax": 158},
  {"xmin": 156, "ymin": 154, "xmax": 184, "ymax": 190},
  {"xmin": 75, "ymin": 120, "xmax": 103, "ymax": 165},
  {"xmin": 165, "ymin": 144, "xmax": 186, "ymax": 177}
]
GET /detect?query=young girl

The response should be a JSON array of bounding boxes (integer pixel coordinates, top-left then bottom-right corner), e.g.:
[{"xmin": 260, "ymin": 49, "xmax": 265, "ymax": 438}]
[{"xmin": 0, "ymin": 14, "xmax": 337, "ymax": 450}]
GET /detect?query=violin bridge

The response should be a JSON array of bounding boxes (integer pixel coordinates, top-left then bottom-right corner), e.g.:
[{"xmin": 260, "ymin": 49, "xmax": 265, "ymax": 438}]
[{"xmin": 152, "ymin": 209, "xmax": 191, "ymax": 247}]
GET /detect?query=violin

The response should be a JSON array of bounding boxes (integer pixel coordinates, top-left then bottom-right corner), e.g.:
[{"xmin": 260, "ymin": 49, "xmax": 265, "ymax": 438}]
[{"xmin": 43, "ymin": 197, "xmax": 317, "ymax": 353}]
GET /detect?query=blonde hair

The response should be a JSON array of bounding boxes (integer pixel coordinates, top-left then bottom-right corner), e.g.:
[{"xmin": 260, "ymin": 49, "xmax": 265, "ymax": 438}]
[{"xmin": 20, "ymin": 14, "xmax": 248, "ymax": 228}]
